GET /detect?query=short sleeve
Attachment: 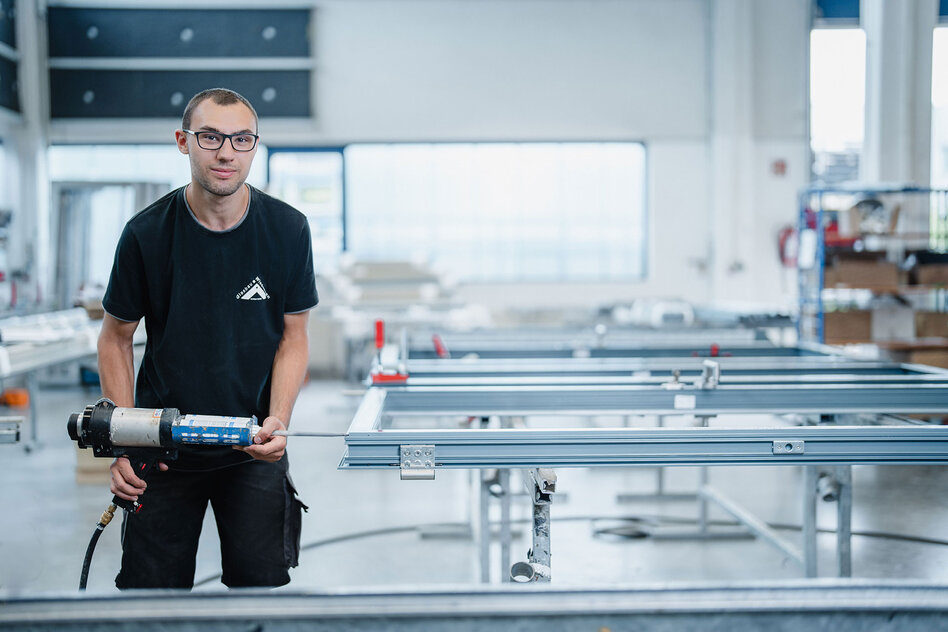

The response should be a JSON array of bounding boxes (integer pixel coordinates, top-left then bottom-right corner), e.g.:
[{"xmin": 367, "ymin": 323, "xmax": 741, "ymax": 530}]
[
  {"xmin": 284, "ymin": 220, "xmax": 319, "ymax": 314},
  {"xmin": 102, "ymin": 224, "xmax": 148, "ymax": 322}
]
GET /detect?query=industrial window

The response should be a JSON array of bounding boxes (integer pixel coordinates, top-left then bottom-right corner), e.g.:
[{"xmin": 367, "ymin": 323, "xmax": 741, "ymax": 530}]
[
  {"xmin": 0, "ymin": 140, "xmax": 7, "ymax": 209},
  {"xmin": 47, "ymin": 144, "xmax": 269, "ymax": 307},
  {"xmin": 932, "ymin": 28, "xmax": 948, "ymax": 189},
  {"xmin": 343, "ymin": 143, "xmax": 647, "ymax": 283},
  {"xmin": 267, "ymin": 150, "xmax": 344, "ymax": 278},
  {"xmin": 809, "ymin": 27, "xmax": 866, "ymax": 184}
]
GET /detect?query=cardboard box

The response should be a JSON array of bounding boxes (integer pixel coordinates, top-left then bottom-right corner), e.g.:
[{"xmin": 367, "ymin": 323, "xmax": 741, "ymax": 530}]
[
  {"xmin": 906, "ymin": 349, "xmax": 948, "ymax": 369},
  {"xmin": 75, "ymin": 446, "xmax": 112, "ymax": 484},
  {"xmin": 77, "ymin": 299, "xmax": 104, "ymax": 320},
  {"xmin": 915, "ymin": 311, "xmax": 948, "ymax": 338},
  {"xmin": 823, "ymin": 310, "xmax": 871, "ymax": 343},
  {"xmin": 915, "ymin": 264, "xmax": 948, "ymax": 286},
  {"xmin": 823, "ymin": 260, "xmax": 901, "ymax": 290}
]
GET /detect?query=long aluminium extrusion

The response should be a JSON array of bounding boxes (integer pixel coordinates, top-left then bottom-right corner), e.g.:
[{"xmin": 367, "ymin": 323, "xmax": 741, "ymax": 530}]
[{"xmin": 342, "ymin": 386, "xmax": 948, "ymax": 470}]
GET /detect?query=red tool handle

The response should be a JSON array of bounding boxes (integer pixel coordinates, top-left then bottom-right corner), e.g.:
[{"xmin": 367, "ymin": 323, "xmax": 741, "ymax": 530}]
[{"xmin": 375, "ymin": 320, "xmax": 385, "ymax": 350}]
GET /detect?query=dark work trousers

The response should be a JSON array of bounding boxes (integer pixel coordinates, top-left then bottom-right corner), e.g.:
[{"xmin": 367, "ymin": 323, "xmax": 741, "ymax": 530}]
[{"xmin": 115, "ymin": 455, "xmax": 306, "ymax": 589}]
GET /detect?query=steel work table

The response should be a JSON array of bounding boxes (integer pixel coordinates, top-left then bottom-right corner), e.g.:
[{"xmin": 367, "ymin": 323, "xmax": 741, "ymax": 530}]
[{"xmin": 342, "ymin": 375, "xmax": 948, "ymax": 583}]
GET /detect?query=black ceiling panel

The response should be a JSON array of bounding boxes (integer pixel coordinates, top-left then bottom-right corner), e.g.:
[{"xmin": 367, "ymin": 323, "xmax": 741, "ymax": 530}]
[
  {"xmin": 0, "ymin": 56, "xmax": 18, "ymax": 112},
  {"xmin": 0, "ymin": 0, "xmax": 15, "ymax": 49},
  {"xmin": 50, "ymin": 69, "xmax": 309, "ymax": 119},
  {"xmin": 48, "ymin": 8, "xmax": 310, "ymax": 58}
]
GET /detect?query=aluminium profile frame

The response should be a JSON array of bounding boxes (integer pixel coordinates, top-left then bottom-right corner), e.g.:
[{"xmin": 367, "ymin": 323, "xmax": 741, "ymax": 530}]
[
  {"xmin": 398, "ymin": 356, "xmax": 942, "ymax": 378},
  {"xmin": 343, "ymin": 383, "xmax": 948, "ymax": 470},
  {"xmin": 342, "ymin": 382, "xmax": 948, "ymax": 582}
]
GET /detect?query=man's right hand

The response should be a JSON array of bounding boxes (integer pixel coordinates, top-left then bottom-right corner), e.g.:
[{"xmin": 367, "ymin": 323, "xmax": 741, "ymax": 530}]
[{"xmin": 110, "ymin": 456, "xmax": 169, "ymax": 501}]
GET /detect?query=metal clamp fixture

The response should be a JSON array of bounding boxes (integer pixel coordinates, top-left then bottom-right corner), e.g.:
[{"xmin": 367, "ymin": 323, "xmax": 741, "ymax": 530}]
[
  {"xmin": 699, "ymin": 360, "xmax": 721, "ymax": 389},
  {"xmin": 511, "ymin": 468, "xmax": 556, "ymax": 582},
  {"xmin": 400, "ymin": 444, "xmax": 436, "ymax": 480}
]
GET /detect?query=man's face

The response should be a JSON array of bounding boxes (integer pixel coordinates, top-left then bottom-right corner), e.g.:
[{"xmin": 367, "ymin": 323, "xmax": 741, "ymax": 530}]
[{"xmin": 176, "ymin": 100, "xmax": 258, "ymax": 198}]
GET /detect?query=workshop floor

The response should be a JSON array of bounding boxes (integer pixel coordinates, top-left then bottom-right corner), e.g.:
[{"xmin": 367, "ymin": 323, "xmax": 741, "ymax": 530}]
[{"xmin": 3, "ymin": 379, "xmax": 948, "ymax": 595}]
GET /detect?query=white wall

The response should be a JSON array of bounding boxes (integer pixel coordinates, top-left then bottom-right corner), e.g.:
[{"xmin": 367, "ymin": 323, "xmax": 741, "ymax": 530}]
[
  {"xmin": 317, "ymin": 0, "xmax": 718, "ymax": 308},
  {"xmin": 36, "ymin": 0, "xmax": 815, "ymax": 312},
  {"xmin": 313, "ymin": 0, "xmax": 707, "ymax": 142}
]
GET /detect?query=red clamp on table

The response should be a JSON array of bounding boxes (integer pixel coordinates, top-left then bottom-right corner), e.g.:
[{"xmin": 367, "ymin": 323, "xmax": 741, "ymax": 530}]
[
  {"xmin": 371, "ymin": 372, "xmax": 409, "ymax": 385},
  {"xmin": 370, "ymin": 319, "xmax": 409, "ymax": 384}
]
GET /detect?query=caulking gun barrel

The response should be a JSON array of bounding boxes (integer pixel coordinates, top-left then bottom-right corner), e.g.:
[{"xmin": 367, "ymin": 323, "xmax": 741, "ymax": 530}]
[{"xmin": 67, "ymin": 399, "xmax": 260, "ymax": 457}]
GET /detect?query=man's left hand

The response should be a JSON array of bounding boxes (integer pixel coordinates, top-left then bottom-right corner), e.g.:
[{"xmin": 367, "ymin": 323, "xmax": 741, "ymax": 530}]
[{"xmin": 237, "ymin": 416, "xmax": 287, "ymax": 462}]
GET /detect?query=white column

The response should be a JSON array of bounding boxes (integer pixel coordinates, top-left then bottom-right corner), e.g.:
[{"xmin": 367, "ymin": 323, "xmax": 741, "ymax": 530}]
[
  {"xmin": 709, "ymin": 0, "xmax": 809, "ymax": 306},
  {"xmin": 861, "ymin": 0, "xmax": 937, "ymax": 185},
  {"xmin": 710, "ymin": 0, "xmax": 756, "ymax": 303},
  {"xmin": 9, "ymin": 0, "xmax": 50, "ymax": 309}
]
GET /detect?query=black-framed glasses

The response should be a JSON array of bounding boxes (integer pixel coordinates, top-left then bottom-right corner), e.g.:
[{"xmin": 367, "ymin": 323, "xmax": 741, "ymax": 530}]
[{"xmin": 183, "ymin": 129, "xmax": 259, "ymax": 152}]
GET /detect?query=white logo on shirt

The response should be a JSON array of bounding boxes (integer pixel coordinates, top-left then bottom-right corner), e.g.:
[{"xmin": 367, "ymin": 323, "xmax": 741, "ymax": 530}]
[{"xmin": 236, "ymin": 277, "xmax": 270, "ymax": 301}]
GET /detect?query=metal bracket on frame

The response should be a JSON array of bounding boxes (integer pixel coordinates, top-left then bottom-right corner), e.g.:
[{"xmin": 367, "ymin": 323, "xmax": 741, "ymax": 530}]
[
  {"xmin": 400, "ymin": 444, "xmax": 436, "ymax": 480},
  {"xmin": 773, "ymin": 440, "xmax": 805, "ymax": 455}
]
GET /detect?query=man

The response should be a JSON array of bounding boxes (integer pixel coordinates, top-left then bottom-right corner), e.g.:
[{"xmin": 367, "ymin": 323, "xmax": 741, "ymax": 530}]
[{"xmin": 98, "ymin": 88, "xmax": 318, "ymax": 589}]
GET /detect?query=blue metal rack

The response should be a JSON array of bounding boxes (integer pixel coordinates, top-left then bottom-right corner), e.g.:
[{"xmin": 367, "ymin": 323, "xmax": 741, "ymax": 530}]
[{"xmin": 797, "ymin": 183, "xmax": 948, "ymax": 343}]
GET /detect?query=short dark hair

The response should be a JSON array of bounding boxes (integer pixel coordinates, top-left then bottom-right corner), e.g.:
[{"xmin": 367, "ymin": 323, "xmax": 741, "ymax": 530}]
[{"xmin": 181, "ymin": 88, "xmax": 258, "ymax": 132}]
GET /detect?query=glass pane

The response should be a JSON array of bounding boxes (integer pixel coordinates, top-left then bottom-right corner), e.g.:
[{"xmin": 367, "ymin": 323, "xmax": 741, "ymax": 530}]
[
  {"xmin": 48, "ymin": 143, "xmax": 269, "ymax": 189},
  {"xmin": 344, "ymin": 143, "xmax": 647, "ymax": 283},
  {"xmin": 267, "ymin": 151, "xmax": 344, "ymax": 276},
  {"xmin": 0, "ymin": 138, "xmax": 8, "ymax": 210},
  {"xmin": 810, "ymin": 28, "xmax": 866, "ymax": 184},
  {"xmin": 931, "ymin": 27, "xmax": 948, "ymax": 250}
]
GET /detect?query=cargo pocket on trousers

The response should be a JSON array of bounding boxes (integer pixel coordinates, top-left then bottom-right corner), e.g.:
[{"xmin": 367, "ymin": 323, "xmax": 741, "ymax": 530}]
[{"xmin": 284, "ymin": 472, "xmax": 308, "ymax": 568}]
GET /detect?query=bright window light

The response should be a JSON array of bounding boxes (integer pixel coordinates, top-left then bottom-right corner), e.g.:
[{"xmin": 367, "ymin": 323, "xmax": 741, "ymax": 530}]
[
  {"xmin": 268, "ymin": 151, "xmax": 344, "ymax": 277},
  {"xmin": 931, "ymin": 27, "xmax": 948, "ymax": 249},
  {"xmin": 343, "ymin": 143, "xmax": 647, "ymax": 283},
  {"xmin": 931, "ymin": 28, "xmax": 948, "ymax": 187},
  {"xmin": 810, "ymin": 28, "xmax": 866, "ymax": 183}
]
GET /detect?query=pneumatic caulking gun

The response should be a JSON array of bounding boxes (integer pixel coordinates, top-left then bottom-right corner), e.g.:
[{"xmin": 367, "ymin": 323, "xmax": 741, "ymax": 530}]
[
  {"xmin": 66, "ymin": 398, "xmax": 340, "ymax": 589},
  {"xmin": 68, "ymin": 398, "xmax": 268, "ymax": 513}
]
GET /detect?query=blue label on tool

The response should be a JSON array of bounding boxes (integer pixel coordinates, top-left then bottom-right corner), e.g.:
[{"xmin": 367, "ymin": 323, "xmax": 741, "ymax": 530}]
[{"xmin": 172, "ymin": 415, "xmax": 253, "ymax": 446}]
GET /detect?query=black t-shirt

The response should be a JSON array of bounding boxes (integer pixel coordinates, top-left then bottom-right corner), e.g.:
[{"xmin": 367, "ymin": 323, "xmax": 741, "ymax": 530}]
[{"xmin": 103, "ymin": 185, "xmax": 318, "ymax": 469}]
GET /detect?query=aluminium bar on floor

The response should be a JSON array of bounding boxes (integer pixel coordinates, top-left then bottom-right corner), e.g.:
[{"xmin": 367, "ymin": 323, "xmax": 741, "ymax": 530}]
[{"xmin": 5, "ymin": 582, "xmax": 948, "ymax": 630}]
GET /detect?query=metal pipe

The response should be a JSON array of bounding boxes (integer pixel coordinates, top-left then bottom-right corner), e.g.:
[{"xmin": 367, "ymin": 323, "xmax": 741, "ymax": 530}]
[
  {"xmin": 478, "ymin": 470, "xmax": 490, "ymax": 583},
  {"xmin": 699, "ymin": 485, "xmax": 803, "ymax": 566},
  {"xmin": 803, "ymin": 466, "xmax": 819, "ymax": 577},
  {"xmin": 836, "ymin": 464, "xmax": 853, "ymax": 577},
  {"xmin": 499, "ymin": 468, "xmax": 511, "ymax": 583}
]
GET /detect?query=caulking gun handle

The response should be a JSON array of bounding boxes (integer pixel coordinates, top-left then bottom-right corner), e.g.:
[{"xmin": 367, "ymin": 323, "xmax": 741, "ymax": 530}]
[{"xmin": 112, "ymin": 453, "xmax": 159, "ymax": 514}]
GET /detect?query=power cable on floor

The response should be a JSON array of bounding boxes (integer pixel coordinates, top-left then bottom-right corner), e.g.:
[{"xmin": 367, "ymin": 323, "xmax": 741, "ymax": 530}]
[{"xmin": 190, "ymin": 514, "xmax": 948, "ymax": 588}]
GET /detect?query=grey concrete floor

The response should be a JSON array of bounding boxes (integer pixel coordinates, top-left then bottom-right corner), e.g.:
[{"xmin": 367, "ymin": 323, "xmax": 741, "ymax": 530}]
[{"xmin": 2, "ymin": 379, "xmax": 948, "ymax": 596}]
